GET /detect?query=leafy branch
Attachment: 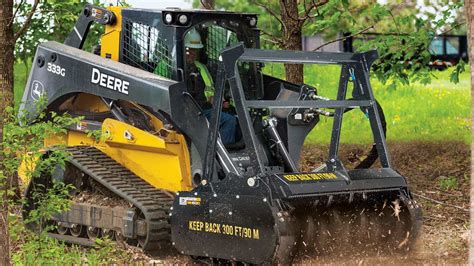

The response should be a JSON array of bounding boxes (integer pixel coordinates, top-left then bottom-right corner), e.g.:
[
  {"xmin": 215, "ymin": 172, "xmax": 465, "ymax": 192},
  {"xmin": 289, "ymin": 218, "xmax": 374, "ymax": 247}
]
[
  {"xmin": 14, "ymin": 0, "xmax": 40, "ymax": 42},
  {"xmin": 312, "ymin": 25, "xmax": 374, "ymax": 51}
]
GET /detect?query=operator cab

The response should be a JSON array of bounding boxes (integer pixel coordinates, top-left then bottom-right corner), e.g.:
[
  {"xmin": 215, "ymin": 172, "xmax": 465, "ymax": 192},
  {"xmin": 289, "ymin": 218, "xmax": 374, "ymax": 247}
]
[
  {"xmin": 119, "ymin": 8, "xmax": 261, "ymax": 96},
  {"xmin": 118, "ymin": 8, "xmax": 262, "ymax": 147}
]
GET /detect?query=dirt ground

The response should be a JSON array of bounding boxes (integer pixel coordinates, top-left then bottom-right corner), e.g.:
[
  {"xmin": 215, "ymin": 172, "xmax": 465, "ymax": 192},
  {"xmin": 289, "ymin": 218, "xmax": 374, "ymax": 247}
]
[
  {"xmin": 121, "ymin": 141, "xmax": 472, "ymax": 264},
  {"xmin": 295, "ymin": 141, "xmax": 470, "ymax": 265},
  {"xmin": 387, "ymin": 141, "xmax": 469, "ymax": 264}
]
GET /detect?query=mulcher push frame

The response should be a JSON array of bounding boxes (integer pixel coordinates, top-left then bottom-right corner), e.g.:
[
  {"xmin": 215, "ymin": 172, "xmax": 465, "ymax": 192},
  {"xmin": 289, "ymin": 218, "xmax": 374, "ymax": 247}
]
[{"xmin": 204, "ymin": 43, "xmax": 390, "ymax": 182}]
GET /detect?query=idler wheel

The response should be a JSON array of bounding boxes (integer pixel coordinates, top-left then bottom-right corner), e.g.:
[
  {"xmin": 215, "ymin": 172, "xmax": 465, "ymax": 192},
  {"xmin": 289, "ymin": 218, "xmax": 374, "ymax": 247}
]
[
  {"xmin": 102, "ymin": 229, "xmax": 115, "ymax": 240},
  {"xmin": 87, "ymin": 226, "xmax": 101, "ymax": 240},
  {"xmin": 57, "ymin": 222, "xmax": 69, "ymax": 235},
  {"xmin": 70, "ymin": 224, "xmax": 85, "ymax": 237}
]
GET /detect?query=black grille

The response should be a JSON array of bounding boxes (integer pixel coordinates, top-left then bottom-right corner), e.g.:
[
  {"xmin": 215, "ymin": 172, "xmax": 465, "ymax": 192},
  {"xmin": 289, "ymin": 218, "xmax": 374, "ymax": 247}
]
[
  {"xmin": 122, "ymin": 19, "xmax": 172, "ymax": 79},
  {"xmin": 205, "ymin": 25, "xmax": 239, "ymax": 77}
]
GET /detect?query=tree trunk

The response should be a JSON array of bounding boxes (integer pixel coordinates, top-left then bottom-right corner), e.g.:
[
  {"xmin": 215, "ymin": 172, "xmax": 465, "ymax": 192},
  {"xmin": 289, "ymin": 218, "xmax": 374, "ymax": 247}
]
[
  {"xmin": 0, "ymin": 0, "xmax": 14, "ymax": 265},
  {"xmin": 467, "ymin": 1, "xmax": 474, "ymax": 264},
  {"xmin": 279, "ymin": 0, "xmax": 304, "ymax": 84},
  {"xmin": 199, "ymin": 0, "xmax": 215, "ymax": 10}
]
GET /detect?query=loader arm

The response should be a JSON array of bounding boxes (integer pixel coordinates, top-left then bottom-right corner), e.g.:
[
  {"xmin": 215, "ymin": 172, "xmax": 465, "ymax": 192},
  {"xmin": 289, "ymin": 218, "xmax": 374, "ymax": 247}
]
[
  {"xmin": 21, "ymin": 41, "xmax": 174, "ymax": 114},
  {"xmin": 64, "ymin": 4, "xmax": 116, "ymax": 49}
]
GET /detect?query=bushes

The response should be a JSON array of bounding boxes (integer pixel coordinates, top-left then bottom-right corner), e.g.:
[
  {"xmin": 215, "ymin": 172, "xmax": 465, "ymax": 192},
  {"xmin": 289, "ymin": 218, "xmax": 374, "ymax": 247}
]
[{"xmin": 2, "ymin": 99, "xmax": 133, "ymax": 265}]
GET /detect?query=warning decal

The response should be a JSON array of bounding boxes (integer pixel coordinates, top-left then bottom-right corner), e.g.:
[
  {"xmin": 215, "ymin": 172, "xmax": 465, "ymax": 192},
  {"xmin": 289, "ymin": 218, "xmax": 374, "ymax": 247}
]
[
  {"xmin": 188, "ymin": 220, "xmax": 260, "ymax": 240},
  {"xmin": 179, "ymin": 197, "xmax": 201, "ymax": 206},
  {"xmin": 282, "ymin": 172, "xmax": 338, "ymax": 182}
]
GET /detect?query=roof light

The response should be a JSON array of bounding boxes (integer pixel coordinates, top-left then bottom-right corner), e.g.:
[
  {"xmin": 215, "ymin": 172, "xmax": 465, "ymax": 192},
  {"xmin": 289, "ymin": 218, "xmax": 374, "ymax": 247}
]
[
  {"xmin": 164, "ymin": 13, "xmax": 173, "ymax": 24},
  {"xmin": 249, "ymin": 17, "xmax": 257, "ymax": 27},
  {"xmin": 178, "ymin": 14, "xmax": 188, "ymax": 25}
]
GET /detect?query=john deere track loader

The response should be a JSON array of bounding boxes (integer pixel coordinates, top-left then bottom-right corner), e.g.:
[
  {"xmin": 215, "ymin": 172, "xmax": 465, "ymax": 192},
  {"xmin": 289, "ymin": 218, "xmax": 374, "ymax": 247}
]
[{"xmin": 20, "ymin": 4, "xmax": 422, "ymax": 264}]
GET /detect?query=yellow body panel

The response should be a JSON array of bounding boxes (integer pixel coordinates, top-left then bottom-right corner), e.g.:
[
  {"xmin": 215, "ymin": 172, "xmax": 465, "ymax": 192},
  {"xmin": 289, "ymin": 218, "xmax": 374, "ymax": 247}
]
[
  {"xmin": 37, "ymin": 118, "xmax": 192, "ymax": 193},
  {"xmin": 101, "ymin": 6, "xmax": 122, "ymax": 61},
  {"xmin": 57, "ymin": 93, "xmax": 110, "ymax": 113},
  {"xmin": 99, "ymin": 118, "xmax": 192, "ymax": 192},
  {"xmin": 18, "ymin": 153, "xmax": 37, "ymax": 182}
]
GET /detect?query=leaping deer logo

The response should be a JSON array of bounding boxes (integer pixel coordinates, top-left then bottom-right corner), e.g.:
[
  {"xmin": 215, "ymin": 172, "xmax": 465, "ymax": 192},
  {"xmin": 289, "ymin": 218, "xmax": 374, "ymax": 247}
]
[{"xmin": 30, "ymin": 80, "xmax": 45, "ymax": 101}]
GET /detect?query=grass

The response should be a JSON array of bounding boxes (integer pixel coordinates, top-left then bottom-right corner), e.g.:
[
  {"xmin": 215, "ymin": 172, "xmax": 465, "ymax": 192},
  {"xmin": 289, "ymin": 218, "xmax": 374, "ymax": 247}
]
[
  {"xmin": 14, "ymin": 61, "xmax": 471, "ymax": 144},
  {"xmin": 265, "ymin": 64, "xmax": 471, "ymax": 144},
  {"xmin": 438, "ymin": 176, "xmax": 459, "ymax": 190},
  {"xmin": 14, "ymin": 61, "xmax": 30, "ymax": 106}
]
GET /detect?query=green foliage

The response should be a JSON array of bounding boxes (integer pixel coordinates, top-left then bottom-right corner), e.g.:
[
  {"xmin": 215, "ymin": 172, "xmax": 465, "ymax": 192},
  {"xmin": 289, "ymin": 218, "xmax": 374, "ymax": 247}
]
[
  {"xmin": 3, "ymin": 97, "xmax": 81, "ymax": 180},
  {"xmin": 13, "ymin": 0, "xmax": 108, "ymax": 62},
  {"xmin": 2, "ymin": 97, "xmax": 132, "ymax": 264},
  {"xmin": 2, "ymin": 96, "xmax": 80, "ymax": 232},
  {"xmin": 13, "ymin": 61, "xmax": 29, "ymax": 108},
  {"xmin": 86, "ymin": 128, "xmax": 105, "ymax": 142},
  {"xmin": 88, "ymin": 237, "xmax": 135, "ymax": 264},
  {"xmin": 1, "ymin": 97, "xmax": 85, "ymax": 264},
  {"xmin": 11, "ymin": 223, "xmax": 133, "ymax": 265},
  {"xmin": 23, "ymin": 181, "xmax": 73, "ymax": 230},
  {"xmin": 355, "ymin": 1, "xmax": 465, "ymax": 87},
  {"xmin": 11, "ymin": 230, "xmax": 71, "ymax": 265},
  {"xmin": 438, "ymin": 176, "xmax": 459, "ymax": 190},
  {"xmin": 450, "ymin": 60, "xmax": 466, "ymax": 84}
]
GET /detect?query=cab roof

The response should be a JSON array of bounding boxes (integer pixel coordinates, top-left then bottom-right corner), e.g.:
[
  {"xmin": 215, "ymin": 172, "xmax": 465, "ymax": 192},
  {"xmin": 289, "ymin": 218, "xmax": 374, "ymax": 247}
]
[{"xmin": 124, "ymin": 7, "xmax": 257, "ymax": 17}]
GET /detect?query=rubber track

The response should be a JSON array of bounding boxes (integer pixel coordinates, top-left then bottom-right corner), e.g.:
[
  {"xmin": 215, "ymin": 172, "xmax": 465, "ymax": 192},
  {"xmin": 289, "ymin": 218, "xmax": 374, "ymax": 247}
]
[{"xmin": 66, "ymin": 146, "xmax": 173, "ymax": 251}]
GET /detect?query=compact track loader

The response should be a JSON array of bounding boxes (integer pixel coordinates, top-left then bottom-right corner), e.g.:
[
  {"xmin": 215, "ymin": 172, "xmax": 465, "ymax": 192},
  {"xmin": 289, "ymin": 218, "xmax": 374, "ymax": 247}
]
[{"xmin": 21, "ymin": 4, "xmax": 422, "ymax": 264}]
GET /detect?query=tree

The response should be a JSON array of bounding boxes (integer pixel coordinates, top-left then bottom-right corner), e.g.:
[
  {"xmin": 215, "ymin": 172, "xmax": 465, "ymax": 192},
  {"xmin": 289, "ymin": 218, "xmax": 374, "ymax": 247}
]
[
  {"xmin": 278, "ymin": 0, "xmax": 304, "ymax": 84},
  {"xmin": 199, "ymin": 0, "xmax": 215, "ymax": 9},
  {"xmin": 0, "ymin": 1, "xmax": 15, "ymax": 263},
  {"xmin": 466, "ymin": 1, "xmax": 474, "ymax": 264},
  {"xmin": 0, "ymin": 0, "xmax": 40, "ymax": 264}
]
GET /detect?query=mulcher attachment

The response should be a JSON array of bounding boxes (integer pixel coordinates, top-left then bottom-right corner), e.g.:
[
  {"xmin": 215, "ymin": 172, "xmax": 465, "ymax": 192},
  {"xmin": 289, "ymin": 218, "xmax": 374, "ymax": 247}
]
[
  {"xmin": 171, "ymin": 177, "xmax": 299, "ymax": 265},
  {"xmin": 171, "ymin": 171, "xmax": 422, "ymax": 264}
]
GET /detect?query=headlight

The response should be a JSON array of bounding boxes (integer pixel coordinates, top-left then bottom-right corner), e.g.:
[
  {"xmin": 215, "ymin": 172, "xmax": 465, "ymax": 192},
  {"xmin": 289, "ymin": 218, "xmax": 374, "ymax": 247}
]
[
  {"xmin": 164, "ymin": 13, "xmax": 173, "ymax": 24},
  {"xmin": 249, "ymin": 17, "xmax": 257, "ymax": 27},
  {"xmin": 178, "ymin": 14, "xmax": 188, "ymax": 25}
]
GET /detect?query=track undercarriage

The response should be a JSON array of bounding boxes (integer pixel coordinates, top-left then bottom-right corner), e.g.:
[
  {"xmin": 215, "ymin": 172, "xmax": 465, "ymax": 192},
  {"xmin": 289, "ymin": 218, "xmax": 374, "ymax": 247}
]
[{"xmin": 24, "ymin": 146, "xmax": 173, "ymax": 250}]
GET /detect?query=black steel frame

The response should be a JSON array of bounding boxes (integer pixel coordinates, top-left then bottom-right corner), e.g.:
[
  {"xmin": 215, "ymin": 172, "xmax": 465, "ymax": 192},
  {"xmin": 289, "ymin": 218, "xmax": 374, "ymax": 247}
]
[{"xmin": 204, "ymin": 43, "xmax": 391, "ymax": 182}]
